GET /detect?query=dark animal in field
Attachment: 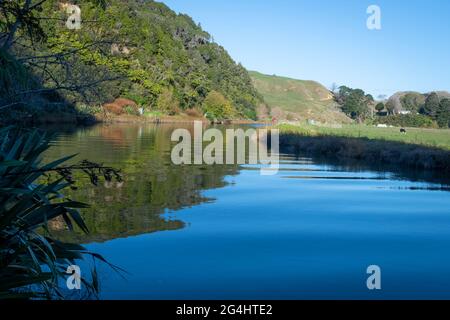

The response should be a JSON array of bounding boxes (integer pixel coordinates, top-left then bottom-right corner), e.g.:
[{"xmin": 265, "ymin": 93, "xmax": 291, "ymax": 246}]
[{"xmin": 400, "ymin": 128, "xmax": 407, "ymax": 134}]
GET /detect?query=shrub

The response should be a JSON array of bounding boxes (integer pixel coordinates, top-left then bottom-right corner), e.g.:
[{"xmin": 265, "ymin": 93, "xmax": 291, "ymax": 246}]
[
  {"xmin": 103, "ymin": 103, "xmax": 124, "ymax": 115},
  {"xmin": 202, "ymin": 91, "xmax": 236, "ymax": 121},
  {"xmin": 156, "ymin": 88, "xmax": 180, "ymax": 115},
  {"xmin": 113, "ymin": 98, "xmax": 137, "ymax": 109},
  {"xmin": 0, "ymin": 127, "xmax": 122, "ymax": 299},
  {"xmin": 437, "ymin": 99, "xmax": 450, "ymax": 128},
  {"xmin": 374, "ymin": 114, "xmax": 436, "ymax": 128},
  {"xmin": 103, "ymin": 98, "xmax": 138, "ymax": 115},
  {"xmin": 75, "ymin": 103, "xmax": 102, "ymax": 115},
  {"xmin": 123, "ymin": 105, "xmax": 140, "ymax": 116},
  {"xmin": 185, "ymin": 108, "xmax": 203, "ymax": 118}
]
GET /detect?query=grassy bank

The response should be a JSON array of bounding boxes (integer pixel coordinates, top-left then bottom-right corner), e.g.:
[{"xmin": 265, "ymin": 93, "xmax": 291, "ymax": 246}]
[
  {"xmin": 278, "ymin": 123, "xmax": 450, "ymax": 173},
  {"xmin": 278, "ymin": 123, "xmax": 450, "ymax": 150}
]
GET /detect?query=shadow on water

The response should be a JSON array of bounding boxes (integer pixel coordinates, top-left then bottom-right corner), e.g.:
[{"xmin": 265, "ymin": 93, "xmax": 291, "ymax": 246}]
[
  {"xmin": 279, "ymin": 134, "xmax": 450, "ymax": 187},
  {"xmin": 287, "ymin": 153, "xmax": 450, "ymax": 187}
]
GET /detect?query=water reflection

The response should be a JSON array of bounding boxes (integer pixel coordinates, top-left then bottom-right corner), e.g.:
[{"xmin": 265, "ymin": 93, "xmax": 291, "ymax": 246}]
[
  {"xmin": 41, "ymin": 124, "xmax": 450, "ymax": 299},
  {"xmin": 44, "ymin": 124, "xmax": 239, "ymax": 243},
  {"xmin": 44, "ymin": 123, "xmax": 450, "ymax": 245}
]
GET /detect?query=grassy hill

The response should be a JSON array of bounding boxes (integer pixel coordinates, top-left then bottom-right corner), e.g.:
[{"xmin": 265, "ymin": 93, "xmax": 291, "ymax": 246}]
[{"xmin": 249, "ymin": 71, "xmax": 351, "ymax": 123}]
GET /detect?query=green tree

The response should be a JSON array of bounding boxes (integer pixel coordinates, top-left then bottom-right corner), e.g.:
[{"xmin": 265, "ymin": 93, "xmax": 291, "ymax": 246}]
[
  {"xmin": 335, "ymin": 86, "xmax": 352, "ymax": 105},
  {"xmin": 1, "ymin": 0, "xmax": 263, "ymax": 119},
  {"xmin": 375, "ymin": 102, "xmax": 385, "ymax": 114},
  {"xmin": 385, "ymin": 100, "xmax": 396, "ymax": 115},
  {"xmin": 202, "ymin": 90, "xmax": 236, "ymax": 120},
  {"xmin": 401, "ymin": 93, "xmax": 425, "ymax": 112},
  {"xmin": 436, "ymin": 98, "xmax": 450, "ymax": 128},
  {"xmin": 422, "ymin": 92, "xmax": 440, "ymax": 118},
  {"xmin": 156, "ymin": 88, "xmax": 180, "ymax": 115},
  {"xmin": 340, "ymin": 89, "xmax": 370, "ymax": 121}
]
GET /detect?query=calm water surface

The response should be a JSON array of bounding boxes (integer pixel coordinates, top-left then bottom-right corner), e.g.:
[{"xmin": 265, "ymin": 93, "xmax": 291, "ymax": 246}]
[{"xmin": 46, "ymin": 123, "xmax": 450, "ymax": 299}]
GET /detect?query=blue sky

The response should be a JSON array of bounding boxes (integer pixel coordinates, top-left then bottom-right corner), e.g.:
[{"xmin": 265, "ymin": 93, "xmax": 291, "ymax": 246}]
[{"xmin": 163, "ymin": 0, "xmax": 450, "ymax": 97}]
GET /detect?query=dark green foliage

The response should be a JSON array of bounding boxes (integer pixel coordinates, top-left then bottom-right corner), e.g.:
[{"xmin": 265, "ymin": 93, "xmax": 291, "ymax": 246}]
[
  {"xmin": 374, "ymin": 114, "xmax": 435, "ymax": 128},
  {"xmin": 437, "ymin": 99, "xmax": 450, "ymax": 128},
  {"xmin": 156, "ymin": 88, "xmax": 180, "ymax": 115},
  {"xmin": 401, "ymin": 93, "xmax": 425, "ymax": 112},
  {"xmin": 422, "ymin": 92, "xmax": 440, "ymax": 118},
  {"xmin": 0, "ymin": 127, "xmax": 122, "ymax": 299},
  {"xmin": 385, "ymin": 100, "xmax": 396, "ymax": 115},
  {"xmin": 1, "ymin": 0, "xmax": 262, "ymax": 120},
  {"xmin": 375, "ymin": 102, "xmax": 385, "ymax": 113},
  {"xmin": 335, "ymin": 86, "xmax": 372, "ymax": 121}
]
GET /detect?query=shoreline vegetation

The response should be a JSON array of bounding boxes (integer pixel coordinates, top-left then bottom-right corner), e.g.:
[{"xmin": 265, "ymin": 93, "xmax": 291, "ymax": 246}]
[
  {"xmin": 0, "ymin": 127, "xmax": 123, "ymax": 299},
  {"xmin": 278, "ymin": 123, "xmax": 450, "ymax": 174}
]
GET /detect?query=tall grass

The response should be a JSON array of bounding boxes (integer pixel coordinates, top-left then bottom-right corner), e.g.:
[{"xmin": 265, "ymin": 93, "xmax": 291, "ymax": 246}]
[{"xmin": 0, "ymin": 127, "xmax": 122, "ymax": 299}]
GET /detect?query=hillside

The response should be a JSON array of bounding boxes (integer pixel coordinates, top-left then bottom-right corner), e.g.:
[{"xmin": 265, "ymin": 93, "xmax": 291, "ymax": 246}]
[
  {"xmin": 387, "ymin": 91, "xmax": 450, "ymax": 114},
  {"xmin": 249, "ymin": 71, "xmax": 351, "ymax": 123},
  {"xmin": 0, "ymin": 0, "xmax": 263, "ymax": 122}
]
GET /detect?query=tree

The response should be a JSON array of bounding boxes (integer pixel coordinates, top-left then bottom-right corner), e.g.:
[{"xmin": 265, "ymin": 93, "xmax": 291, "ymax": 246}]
[
  {"xmin": 375, "ymin": 102, "xmax": 385, "ymax": 114},
  {"xmin": 0, "ymin": 0, "xmax": 120, "ymax": 110},
  {"xmin": 0, "ymin": 0, "xmax": 262, "ymax": 119},
  {"xmin": 334, "ymin": 86, "xmax": 352, "ymax": 105},
  {"xmin": 338, "ymin": 87, "xmax": 371, "ymax": 122},
  {"xmin": 422, "ymin": 92, "xmax": 440, "ymax": 119},
  {"xmin": 385, "ymin": 100, "xmax": 396, "ymax": 115},
  {"xmin": 401, "ymin": 93, "xmax": 425, "ymax": 112},
  {"xmin": 436, "ymin": 98, "xmax": 450, "ymax": 128},
  {"xmin": 365, "ymin": 94, "xmax": 374, "ymax": 103},
  {"xmin": 0, "ymin": 0, "xmax": 106, "ymax": 51},
  {"xmin": 202, "ymin": 90, "xmax": 236, "ymax": 120},
  {"xmin": 156, "ymin": 88, "xmax": 180, "ymax": 115}
]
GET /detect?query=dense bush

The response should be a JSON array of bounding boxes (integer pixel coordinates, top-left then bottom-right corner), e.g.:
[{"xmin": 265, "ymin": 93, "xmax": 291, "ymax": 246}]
[
  {"xmin": 401, "ymin": 93, "xmax": 425, "ymax": 112},
  {"xmin": 334, "ymin": 86, "xmax": 374, "ymax": 121},
  {"xmin": 1, "ymin": 0, "xmax": 263, "ymax": 120},
  {"xmin": 156, "ymin": 88, "xmax": 180, "ymax": 115},
  {"xmin": 202, "ymin": 91, "xmax": 236, "ymax": 120},
  {"xmin": 437, "ymin": 99, "xmax": 450, "ymax": 128},
  {"xmin": 374, "ymin": 114, "xmax": 436, "ymax": 128}
]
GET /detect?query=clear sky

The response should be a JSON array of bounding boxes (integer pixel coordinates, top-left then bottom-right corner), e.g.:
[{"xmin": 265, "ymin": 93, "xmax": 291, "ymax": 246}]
[{"xmin": 163, "ymin": 0, "xmax": 450, "ymax": 98}]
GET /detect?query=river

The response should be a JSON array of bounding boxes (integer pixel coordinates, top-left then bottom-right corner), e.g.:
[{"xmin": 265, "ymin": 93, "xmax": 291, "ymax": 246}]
[{"xmin": 44, "ymin": 123, "xmax": 450, "ymax": 299}]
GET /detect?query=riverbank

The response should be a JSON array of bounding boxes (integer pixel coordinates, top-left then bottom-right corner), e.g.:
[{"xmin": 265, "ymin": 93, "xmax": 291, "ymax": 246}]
[
  {"xmin": 0, "ymin": 110, "xmax": 266, "ymax": 126},
  {"xmin": 278, "ymin": 124, "xmax": 450, "ymax": 173},
  {"xmin": 278, "ymin": 123, "xmax": 450, "ymax": 150},
  {"xmin": 95, "ymin": 113, "xmax": 265, "ymax": 125}
]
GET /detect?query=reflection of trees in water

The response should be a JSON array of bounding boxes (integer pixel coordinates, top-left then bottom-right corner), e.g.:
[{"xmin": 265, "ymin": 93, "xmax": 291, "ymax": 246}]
[
  {"xmin": 281, "ymin": 145, "xmax": 450, "ymax": 187},
  {"xmin": 45, "ymin": 124, "xmax": 239, "ymax": 244}
]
